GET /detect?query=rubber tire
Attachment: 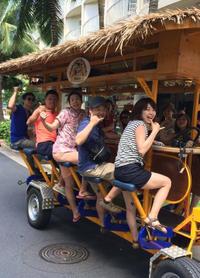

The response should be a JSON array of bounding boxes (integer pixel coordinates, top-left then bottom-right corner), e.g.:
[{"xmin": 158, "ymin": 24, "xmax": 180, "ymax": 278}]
[
  {"xmin": 153, "ymin": 257, "xmax": 200, "ymax": 278},
  {"xmin": 27, "ymin": 187, "xmax": 51, "ymax": 229}
]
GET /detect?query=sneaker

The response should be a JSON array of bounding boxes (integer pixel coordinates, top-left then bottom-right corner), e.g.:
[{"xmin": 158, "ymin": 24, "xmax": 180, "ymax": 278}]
[
  {"xmin": 99, "ymin": 199, "xmax": 121, "ymax": 214},
  {"xmin": 53, "ymin": 184, "xmax": 66, "ymax": 196}
]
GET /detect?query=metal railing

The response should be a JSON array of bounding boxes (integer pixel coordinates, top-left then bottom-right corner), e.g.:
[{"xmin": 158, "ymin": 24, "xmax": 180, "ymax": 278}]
[
  {"xmin": 82, "ymin": 15, "xmax": 99, "ymax": 35},
  {"xmin": 66, "ymin": 0, "xmax": 82, "ymax": 14},
  {"xmin": 64, "ymin": 28, "xmax": 81, "ymax": 40},
  {"xmin": 106, "ymin": 0, "xmax": 137, "ymax": 26}
]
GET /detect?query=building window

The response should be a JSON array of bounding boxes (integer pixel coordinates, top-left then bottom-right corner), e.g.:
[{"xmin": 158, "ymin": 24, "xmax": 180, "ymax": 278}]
[{"xmin": 128, "ymin": 0, "xmax": 137, "ymax": 14}]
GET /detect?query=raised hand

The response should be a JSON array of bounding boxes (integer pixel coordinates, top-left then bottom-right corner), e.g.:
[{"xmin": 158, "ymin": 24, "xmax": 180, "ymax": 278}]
[
  {"xmin": 90, "ymin": 115, "xmax": 104, "ymax": 126},
  {"xmin": 13, "ymin": 86, "xmax": 21, "ymax": 94},
  {"xmin": 38, "ymin": 105, "xmax": 46, "ymax": 113},
  {"xmin": 150, "ymin": 120, "xmax": 160, "ymax": 134},
  {"xmin": 40, "ymin": 111, "xmax": 47, "ymax": 121}
]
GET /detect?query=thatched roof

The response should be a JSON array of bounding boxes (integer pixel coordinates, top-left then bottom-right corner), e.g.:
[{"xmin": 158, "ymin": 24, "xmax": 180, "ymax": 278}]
[{"xmin": 1, "ymin": 7, "xmax": 200, "ymax": 74}]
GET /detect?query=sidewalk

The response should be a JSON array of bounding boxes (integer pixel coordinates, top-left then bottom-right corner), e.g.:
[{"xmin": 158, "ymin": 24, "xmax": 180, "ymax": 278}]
[{"xmin": 0, "ymin": 140, "xmax": 26, "ymax": 168}]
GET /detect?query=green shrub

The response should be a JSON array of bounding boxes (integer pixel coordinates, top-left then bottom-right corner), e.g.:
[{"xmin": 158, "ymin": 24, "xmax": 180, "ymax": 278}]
[{"xmin": 0, "ymin": 120, "xmax": 10, "ymax": 144}]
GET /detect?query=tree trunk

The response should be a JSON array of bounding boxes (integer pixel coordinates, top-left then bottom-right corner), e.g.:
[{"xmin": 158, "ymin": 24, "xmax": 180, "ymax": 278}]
[
  {"xmin": 149, "ymin": 0, "xmax": 158, "ymax": 13},
  {"xmin": 98, "ymin": 0, "xmax": 105, "ymax": 29},
  {"xmin": 0, "ymin": 75, "xmax": 4, "ymax": 122}
]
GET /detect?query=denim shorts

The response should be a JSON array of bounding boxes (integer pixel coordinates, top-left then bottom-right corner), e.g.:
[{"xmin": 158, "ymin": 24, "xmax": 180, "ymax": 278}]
[
  {"xmin": 37, "ymin": 141, "xmax": 54, "ymax": 159},
  {"xmin": 114, "ymin": 163, "xmax": 151, "ymax": 189}
]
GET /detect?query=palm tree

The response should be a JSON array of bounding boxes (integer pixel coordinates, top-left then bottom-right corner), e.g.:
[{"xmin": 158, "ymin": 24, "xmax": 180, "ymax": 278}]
[
  {"xmin": 149, "ymin": 0, "xmax": 158, "ymax": 13},
  {"xmin": 0, "ymin": 0, "xmax": 64, "ymax": 120},
  {"xmin": 0, "ymin": 0, "xmax": 39, "ymax": 121},
  {"xmin": 15, "ymin": 0, "xmax": 63, "ymax": 46}
]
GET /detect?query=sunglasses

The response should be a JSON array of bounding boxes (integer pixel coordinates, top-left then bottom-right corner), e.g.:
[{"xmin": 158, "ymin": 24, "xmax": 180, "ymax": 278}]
[{"xmin": 26, "ymin": 97, "xmax": 34, "ymax": 102}]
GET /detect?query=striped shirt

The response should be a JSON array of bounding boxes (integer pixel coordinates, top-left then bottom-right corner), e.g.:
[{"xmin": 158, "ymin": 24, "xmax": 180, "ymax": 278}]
[{"xmin": 115, "ymin": 120, "xmax": 148, "ymax": 167}]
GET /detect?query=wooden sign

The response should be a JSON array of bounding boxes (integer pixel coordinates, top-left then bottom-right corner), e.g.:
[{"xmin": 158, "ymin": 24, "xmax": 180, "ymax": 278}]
[{"xmin": 67, "ymin": 57, "xmax": 91, "ymax": 85}]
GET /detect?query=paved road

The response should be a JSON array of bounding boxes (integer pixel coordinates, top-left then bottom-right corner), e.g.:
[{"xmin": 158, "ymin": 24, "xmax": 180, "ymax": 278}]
[{"xmin": 0, "ymin": 153, "xmax": 150, "ymax": 278}]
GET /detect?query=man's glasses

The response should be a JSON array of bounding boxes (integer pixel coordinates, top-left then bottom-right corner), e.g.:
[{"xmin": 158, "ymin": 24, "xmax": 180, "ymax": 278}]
[{"xmin": 27, "ymin": 97, "xmax": 34, "ymax": 102}]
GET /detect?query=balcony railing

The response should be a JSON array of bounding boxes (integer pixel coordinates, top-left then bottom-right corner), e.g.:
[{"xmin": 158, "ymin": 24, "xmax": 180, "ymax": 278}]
[
  {"xmin": 82, "ymin": 15, "xmax": 99, "ymax": 36},
  {"xmin": 64, "ymin": 28, "xmax": 81, "ymax": 40},
  {"xmin": 66, "ymin": 0, "xmax": 82, "ymax": 14},
  {"xmin": 158, "ymin": 0, "xmax": 181, "ymax": 9},
  {"xmin": 106, "ymin": 0, "xmax": 137, "ymax": 26}
]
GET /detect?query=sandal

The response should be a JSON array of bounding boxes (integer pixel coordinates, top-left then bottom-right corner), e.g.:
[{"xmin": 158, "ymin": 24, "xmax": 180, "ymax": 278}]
[
  {"xmin": 73, "ymin": 214, "xmax": 81, "ymax": 223},
  {"xmin": 76, "ymin": 191, "xmax": 96, "ymax": 200},
  {"xmin": 132, "ymin": 240, "xmax": 140, "ymax": 249},
  {"xmin": 144, "ymin": 216, "xmax": 167, "ymax": 234}
]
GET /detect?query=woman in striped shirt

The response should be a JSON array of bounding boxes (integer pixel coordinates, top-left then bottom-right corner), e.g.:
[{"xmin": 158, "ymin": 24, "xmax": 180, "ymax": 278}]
[{"xmin": 115, "ymin": 98, "xmax": 171, "ymax": 240}]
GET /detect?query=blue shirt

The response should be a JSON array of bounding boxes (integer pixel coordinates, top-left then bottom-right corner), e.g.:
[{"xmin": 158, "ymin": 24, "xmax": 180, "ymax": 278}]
[
  {"xmin": 77, "ymin": 117, "xmax": 102, "ymax": 173},
  {"xmin": 10, "ymin": 104, "xmax": 29, "ymax": 143}
]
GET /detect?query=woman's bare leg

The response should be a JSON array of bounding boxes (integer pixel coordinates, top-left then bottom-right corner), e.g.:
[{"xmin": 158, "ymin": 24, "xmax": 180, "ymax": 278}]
[
  {"xmin": 53, "ymin": 151, "xmax": 78, "ymax": 164},
  {"xmin": 60, "ymin": 165, "xmax": 80, "ymax": 220},
  {"xmin": 104, "ymin": 187, "xmax": 121, "ymax": 202},
  {"xmin": 90, "ymin": 183, "xmax": 105, "ymax": 226},
  {"xmin": 123, "ymin": 191, "xmax": 138, "ymax": 241},
  {"xmin": 142, "ymin": 172, "xmax": 171, "ymax": 224},
  {"xmin": 53, "ymin": 151, "xmax": 89, "ymax": 195},
  {"xmin": 96, "ymin": 192, "xmax": 105, "ymax": 226}
]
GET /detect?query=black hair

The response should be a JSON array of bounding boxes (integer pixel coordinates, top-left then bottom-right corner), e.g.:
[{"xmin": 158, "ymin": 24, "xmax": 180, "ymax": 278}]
[
  {"xmin": 120, "ymin": 110, "xmax": 130, "ymax": 120},
  {"xmin": 132, "ymin": 98, "xmax": 156, "ymax": 120},
  {"xmin": 175, "ymin": 113, "xmax": 190, "ymax": 133},
  {"xmin": 22, "ymin": 92, "xmax": 35, "ymax": 101},
  {"xmin": 162, "ymin": 102, "xmax": 175, "ymax": 113},
  {"xmin": 67, "ymin": 90, "xmax": 82, "ymax": 103},
  {"xmin": 45, "ymin": 89, "xmax": 58, "ymax": 99}
]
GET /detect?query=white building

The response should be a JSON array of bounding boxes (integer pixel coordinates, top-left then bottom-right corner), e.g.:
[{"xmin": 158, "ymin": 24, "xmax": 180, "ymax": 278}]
[
  {"xmin": 63, "ymin": 0, "xmax": 200, "ymax": 40},
  {"xmin": 63, "ymin": 0, "xmax": 101, "ymax": 41}
]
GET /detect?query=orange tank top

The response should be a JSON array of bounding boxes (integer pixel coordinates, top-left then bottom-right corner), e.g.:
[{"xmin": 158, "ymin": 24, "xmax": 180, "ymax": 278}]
[{"xmin": 35, "ymin": 110, "xmax": 57, "ymax": 144}]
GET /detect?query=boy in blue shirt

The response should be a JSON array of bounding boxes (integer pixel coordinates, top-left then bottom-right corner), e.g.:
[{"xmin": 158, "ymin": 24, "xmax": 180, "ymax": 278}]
[{"xmin": 8, "ymin": 86, "xmax": 35, "ymax": 149}]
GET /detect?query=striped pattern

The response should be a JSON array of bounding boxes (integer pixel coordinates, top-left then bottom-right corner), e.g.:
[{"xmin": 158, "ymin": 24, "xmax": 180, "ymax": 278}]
[{"xmin": 115, "ymin": 120, "xmax": 148, "ymax": 167}]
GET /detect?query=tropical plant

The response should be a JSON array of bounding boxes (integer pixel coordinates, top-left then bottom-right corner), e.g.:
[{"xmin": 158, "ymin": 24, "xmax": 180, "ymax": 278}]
[
  {"xmin": 0, "ymin": 0, "xmax": 64, "ymax": 121},
  {"xmin": 0, "ymin": 0, "xmax": 39, "ymax": 121},
  {"xmin": 0, "ymin": 1, "xmax": 39, "ymax": 59},
  {"xmin": 14, "ymin": 0, "xmax": 63, "ymax": 47},
  {"xmin": 0, "ymin": 120, "xmax": 10, "ymax": 143}
]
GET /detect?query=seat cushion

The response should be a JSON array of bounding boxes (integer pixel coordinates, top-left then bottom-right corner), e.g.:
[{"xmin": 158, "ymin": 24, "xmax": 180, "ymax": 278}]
[
  {"xmin": 59, "ymin": 162, "xmax": 75, "ymax": 168},
  {"xmin": 23, "ymin": 148, "xmax": 36, "ymax": 155},
  {"xmin": 113, "ymin": 180, "xmax": 136, "ymax": 192},
  {"xmin": 10, "ymin": 144, "xmax": 21, "ymax": 151}
]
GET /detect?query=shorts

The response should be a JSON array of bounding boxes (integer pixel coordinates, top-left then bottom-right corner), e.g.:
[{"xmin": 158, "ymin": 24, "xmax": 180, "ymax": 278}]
[
  {"xmin": 114, "ymin": 163, "xmax": 151, "ymax": 189},
  {"xmin": 37, "ymin": 141, "xmax": 54, "ymax": 159},
  {"xmin": 83, "ymin": 163, "xmax": 114, "ymax": 181}
]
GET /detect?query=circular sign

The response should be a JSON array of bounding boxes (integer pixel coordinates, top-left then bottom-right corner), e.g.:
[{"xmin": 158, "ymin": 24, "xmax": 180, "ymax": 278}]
[{"xmin": 67, "ymin": 57, "xmax": 91, "ymax": 85}]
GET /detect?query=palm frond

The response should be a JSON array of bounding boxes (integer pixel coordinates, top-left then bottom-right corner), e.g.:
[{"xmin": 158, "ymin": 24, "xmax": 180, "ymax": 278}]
[
  {"xmin": 14, "ymin": 0, "xmax": 34, "ymax": 42},
  {"xmin": 17, "ymin": 32, "xmax": 39, "ymax": 54},
  {"xmin": 34, "ymin": 0, "xmax": 63, "ymax": 46},
  {"xmin": 0, "ymin": 22, "xmax": 16, "ymax": 55},
  {"xmin": 0, "ymin": 0, "xmax": 15, "ymax": 25}
]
